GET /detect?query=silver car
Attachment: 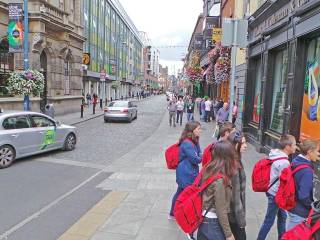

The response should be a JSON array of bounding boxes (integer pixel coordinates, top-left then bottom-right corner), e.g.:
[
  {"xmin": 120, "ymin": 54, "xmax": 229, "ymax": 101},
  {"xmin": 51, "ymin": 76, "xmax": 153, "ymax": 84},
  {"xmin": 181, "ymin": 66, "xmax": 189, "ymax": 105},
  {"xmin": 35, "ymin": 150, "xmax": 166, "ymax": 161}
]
[
  {"xmin": 0, "ymin": 111, "xmax": 77, "ymax": 169},
  {"xmin": 104, "ymin": 101, "xmax": 138, "ymax": 123}
]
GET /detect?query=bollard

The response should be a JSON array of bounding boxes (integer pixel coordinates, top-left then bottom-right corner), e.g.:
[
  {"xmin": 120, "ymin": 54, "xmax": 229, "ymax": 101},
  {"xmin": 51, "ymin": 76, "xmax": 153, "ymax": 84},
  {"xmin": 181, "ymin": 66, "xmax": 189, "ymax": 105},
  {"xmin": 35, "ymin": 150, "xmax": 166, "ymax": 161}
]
[
  {"xmin": 100, "ymin": 99, "xmax": 103, "ymax": 109},
  {"xmin": 93, "ymin": 103, "xmax": 96, "ymax": 114},
  {"xmin": 81, "ymin": 104, "xmax": 84, "ymax": 118}
]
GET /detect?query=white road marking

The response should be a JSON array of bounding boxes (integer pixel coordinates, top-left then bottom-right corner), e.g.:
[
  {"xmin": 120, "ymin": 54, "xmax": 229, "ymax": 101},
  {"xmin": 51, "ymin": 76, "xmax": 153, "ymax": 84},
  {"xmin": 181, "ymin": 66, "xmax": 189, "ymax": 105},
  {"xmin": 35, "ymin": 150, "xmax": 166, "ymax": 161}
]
[
  {"xmin": 0, "ymin": 170, "xmax": 104, "ymax": 239},
  {"xmin": 36, "ymin": 157, "xmax": 106, "ymax": 170}
]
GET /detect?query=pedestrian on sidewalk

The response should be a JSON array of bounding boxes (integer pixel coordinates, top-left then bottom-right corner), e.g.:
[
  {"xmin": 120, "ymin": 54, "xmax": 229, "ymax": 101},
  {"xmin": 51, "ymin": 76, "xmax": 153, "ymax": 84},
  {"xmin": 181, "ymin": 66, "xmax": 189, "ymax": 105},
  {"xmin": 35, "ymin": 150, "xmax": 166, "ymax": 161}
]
[
  {"xmin": 197, "ymin": 140, "xmax": 237, "ymax": 240},
  {"xmin": 169, "ymin": 121, "xmax": 202, "ymax": 219},
  {"xmin": 227, "ymin": 131, "xmax": 248, "ymax": 240},
  {"xmin": 232, "ymin": 102, "xmax": 238, "ymax": 124},
  {"xmin": 257, "ymin": 135, "xmax": 297, "ymax": 240},
  {"xmin": 205, "ymin": 97, "xmax": 212, "ymax": 122},
  {"xmin": 216, "ymin": 102, "xmax": 230, "ymax": 138},
  {"xmin": 286, "ymin": 139, "xmax": 319, "ymax": 231},
  {"xmin": 201, "ymin": 98, "xmax": 206, "ymax": 122},
  {"xmin": 167, "ymin": 97, "xmax": 177, "ymax": 127},
  {"xmin": 92, "ymin": 93, "xmax": 98, "ymax": 114},
  {"xmin": 176, "ymin": 96, "xmax": 185, "ymax": 126},
  {"xmin": 186, "ymin": 98, "xmax": 195, "ymax": 122},
  {"xmin": 86, "ymin": 93, "xmax": 91, "ymax": 108}
]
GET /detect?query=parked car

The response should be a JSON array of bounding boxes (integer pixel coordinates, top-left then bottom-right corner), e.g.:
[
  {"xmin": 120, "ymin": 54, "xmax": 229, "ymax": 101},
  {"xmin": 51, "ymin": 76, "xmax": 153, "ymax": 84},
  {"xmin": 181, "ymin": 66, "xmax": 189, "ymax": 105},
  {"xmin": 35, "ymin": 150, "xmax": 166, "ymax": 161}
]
[
  {"xmin": 104, "ymin": 100, "xmax": 138, "ymax": 123},
  {"xmin": 0, "ymin": 110, "xmax": 77, "ymax": 169}
]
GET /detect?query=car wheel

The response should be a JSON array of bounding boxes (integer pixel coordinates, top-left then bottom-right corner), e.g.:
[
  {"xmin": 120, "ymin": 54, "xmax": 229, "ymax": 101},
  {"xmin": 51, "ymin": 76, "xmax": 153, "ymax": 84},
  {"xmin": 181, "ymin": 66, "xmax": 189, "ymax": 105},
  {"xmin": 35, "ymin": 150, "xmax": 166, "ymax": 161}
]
[
  {"xmin": 64, "ymin": 133, "xmax": 76, "ymax": 151},
  {"xmin": 0, "ymin": 145, "xmax": 15, "ymax": 169}
]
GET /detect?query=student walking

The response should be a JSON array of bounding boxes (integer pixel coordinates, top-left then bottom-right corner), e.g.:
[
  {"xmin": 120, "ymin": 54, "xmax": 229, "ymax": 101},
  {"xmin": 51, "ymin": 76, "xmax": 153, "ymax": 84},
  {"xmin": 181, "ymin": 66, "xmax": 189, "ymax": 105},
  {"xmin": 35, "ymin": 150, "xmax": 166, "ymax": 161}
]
[
  {"xmin": 86, "ymin": 93, "xmax": 91, "ymax": 108},
  {"xmin": 176, "ymin": 97, "xmax": 185, "ymax": 126},
  {"xmin": 197, "ymin": 140, "xmax": 238, "ymax": 240},
  {"xmin": 227, "ymin": 131, "xmax": 248, "ymax": 240},
  {"xmin": 257, "ymin": 135, "xmax": 297, "ymax": 240},
  {"xmin": 169, "ymin": 121, "xmax": 202, "ymax": 219},
  {"xmin": 205, "ymin": 98, "xmax": 212, "ymax": 122},
  {"xmin": 167, "ymin": 97, "xmax": 177, "ymax": 127},
  {"xmin": 286, "ymin": 139, "xmax": 320, "ymax": 230}
]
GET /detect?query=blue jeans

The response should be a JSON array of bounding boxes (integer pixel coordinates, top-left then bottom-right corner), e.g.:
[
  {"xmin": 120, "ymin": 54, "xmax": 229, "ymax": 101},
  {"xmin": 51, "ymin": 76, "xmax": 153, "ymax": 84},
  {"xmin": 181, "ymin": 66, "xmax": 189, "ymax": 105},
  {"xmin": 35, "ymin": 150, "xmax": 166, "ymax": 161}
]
[
  {"xmin": 197, "ymin": 218, "xmax": 225, "ymax": 240},
  {"xmin": 170, "ymin": 186, "xmax": 184, "ymax": 216},
  {"xmin": 286, "ymin": 212, "xmax": 305, "ymax": 231},
  {"xmin": 187, "ymin": 113, "xmax": 194, "ymax": 122},
  {"xmin": 257, "ymin": 193, "xmax": 287, "ymax": 240}
]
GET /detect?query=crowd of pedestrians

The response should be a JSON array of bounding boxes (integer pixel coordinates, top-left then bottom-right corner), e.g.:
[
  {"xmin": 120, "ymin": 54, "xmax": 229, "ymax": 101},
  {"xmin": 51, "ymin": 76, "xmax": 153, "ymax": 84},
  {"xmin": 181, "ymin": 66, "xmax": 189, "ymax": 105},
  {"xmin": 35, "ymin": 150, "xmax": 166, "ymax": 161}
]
[{"xmin": 165, "ymin": 94, "xmax": 320, "ymax": 240}]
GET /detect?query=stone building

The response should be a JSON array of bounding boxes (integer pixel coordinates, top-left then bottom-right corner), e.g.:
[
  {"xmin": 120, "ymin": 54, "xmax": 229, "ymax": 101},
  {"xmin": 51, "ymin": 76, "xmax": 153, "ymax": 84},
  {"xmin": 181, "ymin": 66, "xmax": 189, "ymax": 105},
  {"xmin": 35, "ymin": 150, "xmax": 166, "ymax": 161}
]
[{"xmin": 0, "ymin": 0, "xmax": 85, "ymax": 115}]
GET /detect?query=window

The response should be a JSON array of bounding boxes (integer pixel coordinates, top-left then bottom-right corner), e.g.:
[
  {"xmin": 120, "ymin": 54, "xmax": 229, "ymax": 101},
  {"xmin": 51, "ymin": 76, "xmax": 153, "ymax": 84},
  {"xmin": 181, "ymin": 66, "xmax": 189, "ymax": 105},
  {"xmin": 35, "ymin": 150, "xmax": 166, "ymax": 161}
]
[
  {"xmin": 252, "ymin": 58, "xmax": 262, "ymax": 123},
  {"xmin": 270, "ymin": 49, "xmax": 288, "ymax": 133},
  {"xmin": 64, "ymin": 60, "xmax": 71, "ymax": 95},
  {"xmin": 30, "ymin": 115, "xmax": 55, "ymax": 128},
  {"xmin": 3, "ymin": 116, "xmax": 30, "ymax": 130},
  {"xmin": 0, "ymin": 37, "xmax": 14, "ymax": 97},
  {"xmin": 300, "ymin": 36, "xmax": 320, "ymax": 140}
]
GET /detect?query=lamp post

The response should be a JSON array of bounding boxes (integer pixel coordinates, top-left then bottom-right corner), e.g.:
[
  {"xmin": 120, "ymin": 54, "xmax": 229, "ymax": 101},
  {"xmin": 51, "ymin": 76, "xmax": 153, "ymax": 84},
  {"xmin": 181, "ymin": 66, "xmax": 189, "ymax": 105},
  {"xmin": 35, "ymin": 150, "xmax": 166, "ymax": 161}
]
[{"xmin": 23, "ymin": 0, "xmax": 30, "ymax": 111}]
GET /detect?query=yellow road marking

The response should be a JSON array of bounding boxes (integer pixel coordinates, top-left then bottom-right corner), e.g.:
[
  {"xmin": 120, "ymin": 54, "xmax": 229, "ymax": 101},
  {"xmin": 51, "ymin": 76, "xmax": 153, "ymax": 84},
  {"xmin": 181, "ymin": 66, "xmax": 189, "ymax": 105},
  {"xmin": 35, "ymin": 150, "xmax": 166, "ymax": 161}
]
[{"xmin": 58, "ymin": 191, "xmax": 128, "ymax": 240}]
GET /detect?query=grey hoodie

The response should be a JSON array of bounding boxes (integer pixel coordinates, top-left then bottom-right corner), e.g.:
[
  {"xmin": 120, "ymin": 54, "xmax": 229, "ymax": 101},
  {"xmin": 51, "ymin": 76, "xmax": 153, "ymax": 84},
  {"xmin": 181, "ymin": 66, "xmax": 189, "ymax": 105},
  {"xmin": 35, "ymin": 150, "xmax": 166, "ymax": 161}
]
[{"xmin": 267, "ymin": 149, "xmax": 290, "ymax": 196}]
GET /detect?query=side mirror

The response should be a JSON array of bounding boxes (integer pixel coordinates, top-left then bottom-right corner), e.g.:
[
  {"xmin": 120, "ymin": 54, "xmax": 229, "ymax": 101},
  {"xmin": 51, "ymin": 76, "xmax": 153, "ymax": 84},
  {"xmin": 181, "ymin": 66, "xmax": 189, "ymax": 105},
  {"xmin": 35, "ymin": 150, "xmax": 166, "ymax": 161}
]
[{"xmin": 56, "ymin": 121, "xmax": 61, "ymax": 126}]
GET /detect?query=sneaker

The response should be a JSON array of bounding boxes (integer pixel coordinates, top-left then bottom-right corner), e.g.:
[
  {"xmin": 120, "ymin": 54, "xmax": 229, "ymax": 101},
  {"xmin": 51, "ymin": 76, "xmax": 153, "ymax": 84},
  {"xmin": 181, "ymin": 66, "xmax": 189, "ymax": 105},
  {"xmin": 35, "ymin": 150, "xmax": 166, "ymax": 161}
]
[{"xmin": 167, "ymin": 215, "xmax": 175, "ymax": 220}]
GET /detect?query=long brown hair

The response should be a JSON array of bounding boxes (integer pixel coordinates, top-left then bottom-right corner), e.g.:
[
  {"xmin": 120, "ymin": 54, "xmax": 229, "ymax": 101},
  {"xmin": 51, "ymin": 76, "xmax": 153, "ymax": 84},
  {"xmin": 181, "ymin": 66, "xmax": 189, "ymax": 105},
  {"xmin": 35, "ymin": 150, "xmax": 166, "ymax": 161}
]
[
  {"xmin": 203, "ymin": 140, "xmax": 238, "ymax": 185},
  {"xmin": 228, "ymin": 131, "xmax": 244, "ymax": 168},
  {"xmin": 179, "ymin": 121, "xmax": 200, "ymax": 144}
]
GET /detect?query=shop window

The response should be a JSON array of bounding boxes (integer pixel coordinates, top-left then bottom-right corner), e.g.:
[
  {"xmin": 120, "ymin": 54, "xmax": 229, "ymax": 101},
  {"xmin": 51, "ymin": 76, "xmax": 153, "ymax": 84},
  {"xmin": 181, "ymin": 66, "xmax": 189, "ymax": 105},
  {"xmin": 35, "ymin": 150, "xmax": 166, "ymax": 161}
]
[
  {"xmin": 300, "ymin": 36, "xmax": 320, "ymax": 140},
  {"xmin": 270, "ymin": 49, "xmax": 288, "ymax": 133},
  {"xmin": 0, "ymin": 37, "xmax": 14, "ymax": 97},
  {"xmin": 252, "ymin": 58, "xmax": 262, "ymax": 123}
]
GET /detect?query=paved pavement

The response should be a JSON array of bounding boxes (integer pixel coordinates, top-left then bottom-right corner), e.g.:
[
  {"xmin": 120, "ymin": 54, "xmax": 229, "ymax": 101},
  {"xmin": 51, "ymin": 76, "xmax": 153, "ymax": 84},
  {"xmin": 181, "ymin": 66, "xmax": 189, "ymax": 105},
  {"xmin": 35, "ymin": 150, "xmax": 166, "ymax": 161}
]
[{"xmin": 57, "ymin": 104, "xmax": 278, "ymax": 240}]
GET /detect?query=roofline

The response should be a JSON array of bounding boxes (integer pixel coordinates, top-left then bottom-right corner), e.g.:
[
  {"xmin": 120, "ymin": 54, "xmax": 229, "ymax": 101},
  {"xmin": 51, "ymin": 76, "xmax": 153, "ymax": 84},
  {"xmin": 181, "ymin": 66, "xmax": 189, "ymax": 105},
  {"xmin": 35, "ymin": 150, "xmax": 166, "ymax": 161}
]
[{"xmin": 187, "ymin": 14, "xmax": 204, "ymax": 52}]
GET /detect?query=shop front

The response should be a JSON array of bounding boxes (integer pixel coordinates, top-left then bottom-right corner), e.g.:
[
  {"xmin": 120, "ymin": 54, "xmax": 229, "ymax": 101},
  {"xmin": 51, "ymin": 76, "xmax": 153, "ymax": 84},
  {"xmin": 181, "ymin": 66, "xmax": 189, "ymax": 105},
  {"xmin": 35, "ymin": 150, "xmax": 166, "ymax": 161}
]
[{"xmin": 244, "ymin": 0, "xmax": 320, "ymax": 152}]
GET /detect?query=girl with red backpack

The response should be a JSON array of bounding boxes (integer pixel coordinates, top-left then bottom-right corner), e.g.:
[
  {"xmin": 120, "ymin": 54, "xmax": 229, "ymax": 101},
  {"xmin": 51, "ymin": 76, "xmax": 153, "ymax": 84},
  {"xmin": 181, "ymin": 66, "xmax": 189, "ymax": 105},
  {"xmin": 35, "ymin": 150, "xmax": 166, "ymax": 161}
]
[
  {"xmin": 197, "ymin": 140, "xmax": 239, "ymax": 240},
  {"xmin": 227, "ymin": 131, "xmax": 248, "ymax": 240},
  {"xmin": 169, "ymin": 121, "xmax": 202, "ymax": 219},
  {"xmin": 286, "ymin": 139, "xmax": 320, "ymax": 231}
]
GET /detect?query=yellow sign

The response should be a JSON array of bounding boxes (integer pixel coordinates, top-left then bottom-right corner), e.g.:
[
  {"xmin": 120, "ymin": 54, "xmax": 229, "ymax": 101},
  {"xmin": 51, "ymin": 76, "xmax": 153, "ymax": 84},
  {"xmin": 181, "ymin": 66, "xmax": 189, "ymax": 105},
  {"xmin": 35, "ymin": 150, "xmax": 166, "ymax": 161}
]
[
  {"xmin": 82, "ymin": 53, "xmax": 90, "ymax": 65},
  {"xmin": 212, "ymin": 28, "xmax": 222, "ymax": 43}
]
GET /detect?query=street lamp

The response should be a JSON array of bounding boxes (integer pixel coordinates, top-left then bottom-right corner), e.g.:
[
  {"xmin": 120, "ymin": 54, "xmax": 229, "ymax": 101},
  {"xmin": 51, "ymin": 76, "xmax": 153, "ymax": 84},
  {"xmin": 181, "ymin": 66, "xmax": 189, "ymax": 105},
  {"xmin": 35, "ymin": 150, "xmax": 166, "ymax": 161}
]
[{"xmin": 23, "ymin": 0, "xmax": 30, "ymax": 111}]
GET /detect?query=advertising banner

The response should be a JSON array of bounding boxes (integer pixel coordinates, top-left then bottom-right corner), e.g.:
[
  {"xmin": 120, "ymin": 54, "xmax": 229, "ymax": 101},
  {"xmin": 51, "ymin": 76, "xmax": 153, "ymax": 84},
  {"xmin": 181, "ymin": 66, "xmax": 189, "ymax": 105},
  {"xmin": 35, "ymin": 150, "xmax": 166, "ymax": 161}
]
[
  {"xmin": 300, "ymin": 60, "xmax": 320, "ymax": 140},
  {"xmin": 8, "ymin": 3, "xmax": 24, "ymax": 53}
]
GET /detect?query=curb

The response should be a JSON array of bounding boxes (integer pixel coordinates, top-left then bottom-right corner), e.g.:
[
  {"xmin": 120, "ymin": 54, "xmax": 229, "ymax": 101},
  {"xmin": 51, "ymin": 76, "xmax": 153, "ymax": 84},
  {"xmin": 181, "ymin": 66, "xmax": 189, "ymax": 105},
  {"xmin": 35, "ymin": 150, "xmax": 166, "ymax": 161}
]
[{"xmin": 70, "ymin": 113, "xmax": 104, "ymax": 126}]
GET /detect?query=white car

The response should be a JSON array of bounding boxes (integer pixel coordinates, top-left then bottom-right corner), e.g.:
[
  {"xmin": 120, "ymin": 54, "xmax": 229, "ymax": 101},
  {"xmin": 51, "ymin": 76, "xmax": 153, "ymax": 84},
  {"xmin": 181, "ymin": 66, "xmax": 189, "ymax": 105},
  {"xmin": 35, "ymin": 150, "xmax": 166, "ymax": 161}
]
[{"xmin": 0, "ymin": 110, "xmax": 77, "ymax": 168}]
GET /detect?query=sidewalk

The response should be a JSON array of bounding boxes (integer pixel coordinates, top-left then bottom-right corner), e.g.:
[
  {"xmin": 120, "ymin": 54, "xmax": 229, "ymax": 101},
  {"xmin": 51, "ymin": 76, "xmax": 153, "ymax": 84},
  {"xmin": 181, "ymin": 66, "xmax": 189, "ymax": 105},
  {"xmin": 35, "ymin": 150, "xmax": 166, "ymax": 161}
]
[
  {"xmin": 55, "ymin": 97, "xmax": 148, "ymax": 126},
  {"xmin": 59, "ymin": 111, "xmax": 277, "ymax": 240}
]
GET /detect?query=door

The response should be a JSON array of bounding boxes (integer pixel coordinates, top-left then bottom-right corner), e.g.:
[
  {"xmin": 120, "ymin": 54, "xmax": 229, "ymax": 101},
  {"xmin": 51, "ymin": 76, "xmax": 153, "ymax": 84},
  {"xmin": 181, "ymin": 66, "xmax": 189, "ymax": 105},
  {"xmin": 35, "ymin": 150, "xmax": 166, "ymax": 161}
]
[
  {"xmin": 1, "ymin": 115, "xmax": 41, "ymax": 156},
  {"xmin": 29, "ymin": 115, "xmax": 58, "ymax": 151}
]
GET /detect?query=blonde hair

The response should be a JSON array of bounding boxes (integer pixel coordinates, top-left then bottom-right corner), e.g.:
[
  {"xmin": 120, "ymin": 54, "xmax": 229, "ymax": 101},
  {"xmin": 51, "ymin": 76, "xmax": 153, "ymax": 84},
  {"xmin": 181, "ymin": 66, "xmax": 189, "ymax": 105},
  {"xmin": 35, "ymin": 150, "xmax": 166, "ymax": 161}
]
[{"xmin": 299, "ymin": 139, "xmax": 319, "ymax": 155}]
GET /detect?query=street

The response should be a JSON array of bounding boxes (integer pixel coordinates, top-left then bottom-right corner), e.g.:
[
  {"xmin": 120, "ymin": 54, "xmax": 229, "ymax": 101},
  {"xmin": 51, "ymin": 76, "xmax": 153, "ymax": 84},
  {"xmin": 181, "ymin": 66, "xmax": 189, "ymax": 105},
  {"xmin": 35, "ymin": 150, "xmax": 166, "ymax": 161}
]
[{"xmin": 0, "ymin": 96, "xmax": 166, "ymax": 240}]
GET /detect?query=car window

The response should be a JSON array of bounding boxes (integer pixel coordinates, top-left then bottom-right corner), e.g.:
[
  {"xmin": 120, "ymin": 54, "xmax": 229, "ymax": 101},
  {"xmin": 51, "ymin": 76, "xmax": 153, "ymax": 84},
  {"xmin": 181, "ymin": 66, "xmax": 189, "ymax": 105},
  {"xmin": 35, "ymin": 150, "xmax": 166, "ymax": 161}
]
[
  {"xmin": 30, "ymin": 115, "xmax": 55, "ymax": 128},
  {"xmin": 108, "ymin": 101, "xmax": 128, "ymax": 107},
  {"xmin": 2, "ymin": 116, "xmax": 30, "ymax": 130}
]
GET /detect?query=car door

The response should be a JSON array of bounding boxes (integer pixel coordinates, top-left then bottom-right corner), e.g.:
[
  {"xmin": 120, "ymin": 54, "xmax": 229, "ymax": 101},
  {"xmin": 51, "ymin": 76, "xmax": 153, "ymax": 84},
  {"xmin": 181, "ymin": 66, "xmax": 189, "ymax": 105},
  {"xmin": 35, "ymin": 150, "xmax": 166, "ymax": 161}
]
[
  {"xmin": 1, "ymin": 115, "xmax": 40, "ymax": 156},
  {"xmin": 29, "ymin": 115, "xmax": 57, "ymax": 151}
]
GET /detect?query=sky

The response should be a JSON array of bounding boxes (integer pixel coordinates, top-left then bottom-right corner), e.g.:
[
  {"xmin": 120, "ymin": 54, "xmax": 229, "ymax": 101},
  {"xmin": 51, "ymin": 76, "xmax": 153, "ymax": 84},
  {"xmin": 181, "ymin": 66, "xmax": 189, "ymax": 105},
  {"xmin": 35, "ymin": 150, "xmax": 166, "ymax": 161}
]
[{"xmin": 119, "ymin": 0, "xmax": 203, "ymax": 75}]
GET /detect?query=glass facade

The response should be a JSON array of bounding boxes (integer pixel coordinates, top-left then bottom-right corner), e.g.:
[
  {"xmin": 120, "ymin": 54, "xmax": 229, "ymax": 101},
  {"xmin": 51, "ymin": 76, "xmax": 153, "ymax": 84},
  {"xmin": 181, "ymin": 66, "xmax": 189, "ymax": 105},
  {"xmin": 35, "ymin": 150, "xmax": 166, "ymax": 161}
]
[
  {"xmin": 83, "ymin": 0, "xmax": 142, "ymax": 81},
  {"xmin": 270, "ymin": 49, "xmax": 288, "ymax": 133}
]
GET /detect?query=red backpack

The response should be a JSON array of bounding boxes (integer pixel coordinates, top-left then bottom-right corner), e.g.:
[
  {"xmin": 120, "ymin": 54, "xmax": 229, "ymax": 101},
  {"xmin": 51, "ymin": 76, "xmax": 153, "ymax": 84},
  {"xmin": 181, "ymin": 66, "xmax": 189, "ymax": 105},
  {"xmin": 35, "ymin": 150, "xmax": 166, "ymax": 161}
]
[
  {"xmin": 165, "ymin": 139, "xmax": 193, "ymax": 170},
  {"xmin": 174, "ymin": 171, "xmax": 224, "ymax": 234},
  {"xmin": 252, "ymin": 157, "xmax": 288, "ymax": 192},
  {"xmin": 275, "ymin": 164, "xmax": 312, "ymax": 210},
  {"xmin": 282, "ymin": 209, "xmax": 320, "ymax": 240},
  {"xmin": 202, "ymin": 143, "xmax": 215, "ymax": 167}
]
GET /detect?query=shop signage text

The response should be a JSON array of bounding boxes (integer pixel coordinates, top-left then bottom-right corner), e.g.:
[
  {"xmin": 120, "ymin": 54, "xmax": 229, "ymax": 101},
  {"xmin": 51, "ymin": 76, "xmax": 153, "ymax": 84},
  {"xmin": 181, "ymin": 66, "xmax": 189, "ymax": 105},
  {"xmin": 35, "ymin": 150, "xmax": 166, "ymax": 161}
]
[
  {"xmin": 253, "ymin": 0, "xmax": 310, "ymax": 37},
  {"xmin": 212, "ymin": 28, "xmax": 222, "ymax": 43}
]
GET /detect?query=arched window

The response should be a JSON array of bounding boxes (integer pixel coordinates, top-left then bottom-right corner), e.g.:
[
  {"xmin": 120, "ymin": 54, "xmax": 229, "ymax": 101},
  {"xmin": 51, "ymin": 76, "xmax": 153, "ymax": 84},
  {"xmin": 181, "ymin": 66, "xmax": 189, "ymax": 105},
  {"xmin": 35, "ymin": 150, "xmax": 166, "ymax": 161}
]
[
  {"xmin": 0, "ymin": 37, "xmax": 14, "ymax": 97},
  {"xmin": 64, "ymin": 59, "xmax": 71, "ymax": 95}
]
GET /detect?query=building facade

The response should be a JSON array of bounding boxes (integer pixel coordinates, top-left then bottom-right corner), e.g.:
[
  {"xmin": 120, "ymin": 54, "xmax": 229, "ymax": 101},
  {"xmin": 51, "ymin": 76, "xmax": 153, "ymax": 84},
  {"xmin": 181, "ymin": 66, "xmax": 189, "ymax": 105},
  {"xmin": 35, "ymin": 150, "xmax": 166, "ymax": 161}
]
[
  {"xmin": 244, "ymin": 0, "xmax": 320, "ymax": 152},
  {"xmin": 82, "ymin": 0, "xmax": 143, "ymax": 101},
  {"xmin": 0, "ymin": 0, "xmax": 85, "ymax": 115}
]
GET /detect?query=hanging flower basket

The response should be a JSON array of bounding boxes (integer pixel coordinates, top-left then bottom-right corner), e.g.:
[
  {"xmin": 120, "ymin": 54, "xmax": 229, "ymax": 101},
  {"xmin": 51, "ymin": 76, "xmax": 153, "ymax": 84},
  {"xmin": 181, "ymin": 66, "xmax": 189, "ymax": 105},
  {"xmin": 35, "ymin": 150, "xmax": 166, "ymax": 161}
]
[
  {"xmin": 186, "ymin": 66, "xmax": 203, "ymax": 83},
  {"xmin": 6, "ymin": 70, "xmax": 44, "ymax": 96},
  {"xmin": 111, "ymin": 80, "xmax": 120, "ymax": 89}
]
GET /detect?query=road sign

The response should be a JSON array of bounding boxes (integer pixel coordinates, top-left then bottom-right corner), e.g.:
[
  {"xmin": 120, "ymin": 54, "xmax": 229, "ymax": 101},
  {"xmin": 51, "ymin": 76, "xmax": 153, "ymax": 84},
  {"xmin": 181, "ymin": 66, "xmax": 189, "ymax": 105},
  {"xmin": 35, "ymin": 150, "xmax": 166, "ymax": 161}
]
[
  {"xmin": 221, "ymin": 18, "xmax": 248, "ymax": 48},
  {"xmin": 82, "ymin": 53, "xmax": 90, "ymax": 65}
]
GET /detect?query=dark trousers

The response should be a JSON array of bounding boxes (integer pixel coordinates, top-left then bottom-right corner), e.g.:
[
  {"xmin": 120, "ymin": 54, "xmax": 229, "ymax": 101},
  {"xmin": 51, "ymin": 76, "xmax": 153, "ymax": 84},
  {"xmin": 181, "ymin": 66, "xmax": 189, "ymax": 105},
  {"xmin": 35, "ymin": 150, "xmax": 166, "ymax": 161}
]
[
  {"xmin": 205, "ymin": 111, "xmax": 211, "ymax": 122},
  {"xmin": 197, "ymin": 218, "xmax": 225, "ymax": 240},
  {"xmin": 170, "ymin": 186, "xmax": 184, "ymax": 216},
  {"xmin": 230, "ymin": 222, "xmax": 246, "ymax": 240},
  {"xmin": 176, "ymin": 111, "xmax": 183, "ymax": 125}
]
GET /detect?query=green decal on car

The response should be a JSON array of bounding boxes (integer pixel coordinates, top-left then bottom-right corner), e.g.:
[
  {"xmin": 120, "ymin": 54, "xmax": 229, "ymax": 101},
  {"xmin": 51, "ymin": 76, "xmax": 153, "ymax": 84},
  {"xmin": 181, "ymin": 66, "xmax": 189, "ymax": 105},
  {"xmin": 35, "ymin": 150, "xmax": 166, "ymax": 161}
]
[{"xmin": 40, "ymin": 130, "xmax": 56, "ymax": 150}]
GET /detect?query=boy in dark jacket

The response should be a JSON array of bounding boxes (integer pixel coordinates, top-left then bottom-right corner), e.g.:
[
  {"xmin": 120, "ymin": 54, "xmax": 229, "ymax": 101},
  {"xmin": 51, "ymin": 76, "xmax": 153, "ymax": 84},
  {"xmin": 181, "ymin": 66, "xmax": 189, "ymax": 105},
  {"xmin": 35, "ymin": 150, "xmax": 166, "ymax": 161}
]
[{"xmin": 287, "ymin": 139, "xmax": 320, "ymax": 231}]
